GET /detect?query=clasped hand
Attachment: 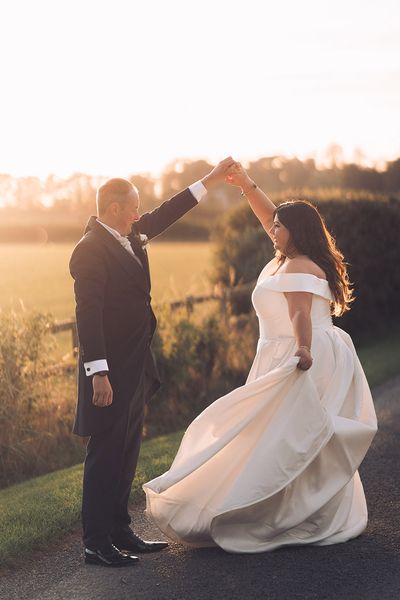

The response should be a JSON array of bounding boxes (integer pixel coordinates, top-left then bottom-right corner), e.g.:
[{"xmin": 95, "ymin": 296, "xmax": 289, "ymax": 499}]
[
  {"xmin": 202, "ymin": 158, "xmax": 251, "ymax": 190},
  {"xmin": 224, "ymin": 161, "xmax": 252, "ymax": 189}
]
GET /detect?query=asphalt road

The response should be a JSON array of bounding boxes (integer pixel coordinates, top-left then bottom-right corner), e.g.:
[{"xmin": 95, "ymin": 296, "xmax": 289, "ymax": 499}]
[{"xmin": 1, "ymin": 376, "xmax": 399, "ymax": 600}]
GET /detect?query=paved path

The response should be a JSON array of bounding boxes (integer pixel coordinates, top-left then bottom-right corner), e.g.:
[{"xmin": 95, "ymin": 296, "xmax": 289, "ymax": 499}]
[{"xmin": 1, "ymin": 377, "xmax": 399, "ymax": 600}]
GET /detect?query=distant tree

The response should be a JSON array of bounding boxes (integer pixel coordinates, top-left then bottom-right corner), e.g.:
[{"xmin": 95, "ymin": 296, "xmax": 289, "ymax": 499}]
[
  {"xmin": 384, "ymin": 159, "xmax": 400, "ymax": 192},
  {"xmin": 247, "ymin": 157, "xmax": 283, "ymax": 192},
  {"xmin": 0, "ymin": 174, "xmax": 15, "ymax": 207},
  {"xmin": 159, "ymin": 159, "xmax": 213, "ymax": 198},
  {"xmin": 279, "ymin": 158, "xmax": 311, "ymax": 188},
  {"xmin": 129, "ymin": 174, "xmax": 157, "ymax": 210},
  {"xmin": 342, "ymin": 164, "xmax": 383, "ymax": 191},
  {"xmin": 14, "ymin": 177, "xmax": 44, "ymax": 211},
  {"xmin": 352, "ymin": 147, "xmax": 366, "ymax": 166},
  {"xmin": 325, "ymin": 143, "xmax": 344, "ymax": 168}
]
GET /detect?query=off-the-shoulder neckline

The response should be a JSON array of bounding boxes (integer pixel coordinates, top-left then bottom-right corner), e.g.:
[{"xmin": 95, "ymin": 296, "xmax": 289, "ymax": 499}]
[{"xmin": 268, "ymin": 272, "xmax": 328, "ymax": 283}]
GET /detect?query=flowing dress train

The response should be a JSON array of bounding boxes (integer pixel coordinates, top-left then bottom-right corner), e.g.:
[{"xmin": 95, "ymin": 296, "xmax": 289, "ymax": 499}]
[{"xmin": 143, "ymin": 260, "xmax": 378, "ymax": 553}]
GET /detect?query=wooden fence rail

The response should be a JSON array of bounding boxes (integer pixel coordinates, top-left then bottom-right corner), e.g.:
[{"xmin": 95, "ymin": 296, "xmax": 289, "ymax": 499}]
[
  {"xmin": 49, "ymin": 294, "xmax": 225, "ymax": 355},
  {"xmin": 49, "ymin": 282, "xmax": 254, "ymax": 355},
  {"xmin": 50, "ymin": 320, "xmax": 79, "ymax": 352}
]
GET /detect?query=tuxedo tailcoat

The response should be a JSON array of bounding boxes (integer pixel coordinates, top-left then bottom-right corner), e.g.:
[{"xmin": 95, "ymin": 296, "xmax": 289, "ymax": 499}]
[{"xmin": 69, "ymin": 188, "xmax": 198, "ymax": 437}]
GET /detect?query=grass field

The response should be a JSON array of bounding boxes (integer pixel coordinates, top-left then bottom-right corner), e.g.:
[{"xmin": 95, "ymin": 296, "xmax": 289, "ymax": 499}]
[{"xmin": 0, "ymin": 242, "xmax": 214, "ymax": 319}]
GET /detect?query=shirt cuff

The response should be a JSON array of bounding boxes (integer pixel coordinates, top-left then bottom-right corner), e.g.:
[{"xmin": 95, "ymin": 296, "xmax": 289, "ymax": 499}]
[
  {"xmin": 84, "ymin": 359, "xmax": 109, "ymax": 376},
  {"xmin": 188, "ymin": 180, "xmax": 207, "ymax": 203}
]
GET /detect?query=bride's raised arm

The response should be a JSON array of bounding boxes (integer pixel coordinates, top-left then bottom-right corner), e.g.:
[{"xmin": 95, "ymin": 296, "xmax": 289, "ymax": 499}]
[{"xmin": 225, "ymin": 162, "xmax": 276, "ymax": 238}]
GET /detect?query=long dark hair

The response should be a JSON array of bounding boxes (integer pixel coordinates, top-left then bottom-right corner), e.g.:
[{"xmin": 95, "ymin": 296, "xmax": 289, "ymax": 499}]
[{"xmin": 275, "ymin": 200, "xmax": 353, "ymax": 316}]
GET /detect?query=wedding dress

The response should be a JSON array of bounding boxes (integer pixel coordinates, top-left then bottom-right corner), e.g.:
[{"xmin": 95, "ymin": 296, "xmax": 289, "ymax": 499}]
[{"xmin": 143, "ymin": 259, "xmax": 378, "ymax": 553}]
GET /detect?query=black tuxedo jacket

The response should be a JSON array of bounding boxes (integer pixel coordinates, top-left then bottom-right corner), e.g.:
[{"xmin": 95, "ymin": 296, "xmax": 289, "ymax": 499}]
[{"xmin": 69, "ymin": 188, "xmax": 198, "ymax": 436}]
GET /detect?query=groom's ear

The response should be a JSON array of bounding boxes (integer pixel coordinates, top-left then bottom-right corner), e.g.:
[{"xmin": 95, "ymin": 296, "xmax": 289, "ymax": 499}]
[{"xmin": 108, "ymin": 202, "xmax": 121, "ymax": 217}]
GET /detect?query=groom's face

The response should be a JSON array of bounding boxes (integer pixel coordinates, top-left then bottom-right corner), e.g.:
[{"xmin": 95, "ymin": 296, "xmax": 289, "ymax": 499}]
[{"xmin": 116, "ymin": 189, "xmax": 140, "ymax": 235}]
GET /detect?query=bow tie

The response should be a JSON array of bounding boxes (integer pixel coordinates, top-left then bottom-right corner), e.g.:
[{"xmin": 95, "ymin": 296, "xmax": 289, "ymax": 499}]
[{"xmin": 119, "ymin": 236, "xmax": 143, "ymax": 268}]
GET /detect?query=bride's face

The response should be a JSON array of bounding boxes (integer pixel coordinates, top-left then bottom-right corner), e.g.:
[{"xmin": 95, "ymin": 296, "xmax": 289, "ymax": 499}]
[{"xmin": 270, "ymin": 217, "xmax": 291, "ymax": 254}]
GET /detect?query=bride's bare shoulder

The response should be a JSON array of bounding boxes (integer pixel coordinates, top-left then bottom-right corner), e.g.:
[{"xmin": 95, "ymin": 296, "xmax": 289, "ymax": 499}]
[{"xmin": 284, "ymin": 256, "xmax": 327, "ymax": 280}]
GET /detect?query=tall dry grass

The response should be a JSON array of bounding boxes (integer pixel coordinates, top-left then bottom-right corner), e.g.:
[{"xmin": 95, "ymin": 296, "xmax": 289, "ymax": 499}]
[
  {"xmin": 0, "ymin": 311, "xmax": 83, "ymax": 487},
  {"xmin": 145, "ymin": 303, "xmax": 259, "ymax": 437},
  {"xmin": 0, "ymin": 303, "xmax": 258, "ymax": 488}
]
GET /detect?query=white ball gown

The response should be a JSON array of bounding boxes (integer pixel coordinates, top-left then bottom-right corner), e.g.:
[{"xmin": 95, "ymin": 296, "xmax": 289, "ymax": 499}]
[{"xmin": 143, "ymin": 259, "xmax": 378, "ymax": 553}]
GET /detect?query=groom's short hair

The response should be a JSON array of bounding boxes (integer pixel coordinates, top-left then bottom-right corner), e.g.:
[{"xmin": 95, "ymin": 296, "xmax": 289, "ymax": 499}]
[{"xmin": 97, "ymin": 178, "xmax": 138, "ymax": 215}]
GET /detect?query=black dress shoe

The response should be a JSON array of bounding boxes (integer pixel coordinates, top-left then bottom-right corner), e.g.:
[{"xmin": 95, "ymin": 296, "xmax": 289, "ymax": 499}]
[
  {"xmin": 84, "ymin": 544, "xmax": 139, "ymax": 567},
  {"xmin": 112, "ymin": 531, "xmax": 169, "ymax": 554}
]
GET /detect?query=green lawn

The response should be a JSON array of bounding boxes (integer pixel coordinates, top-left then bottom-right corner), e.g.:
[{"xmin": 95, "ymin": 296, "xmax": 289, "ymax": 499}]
[
  {"xmin": 0, "ymin": 431, "xmax": 184, "ymax": 566},
  {"xmin": 357, "ymin": 329, "xmax": 400, "ymax": 388},
  {"xmin": 0, "ymin": 242, "xmax": 213, "ymax": 319}
]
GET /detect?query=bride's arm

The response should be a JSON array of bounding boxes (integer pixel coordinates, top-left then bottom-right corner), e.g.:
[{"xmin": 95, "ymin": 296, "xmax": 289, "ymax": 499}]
[
  {"xmin": 284, "ymin": 291, "xmax": 313, "ymax": 371},
  {"xmin": 225, "ymin": 162, "xmax": 276, "ymax": 238}
]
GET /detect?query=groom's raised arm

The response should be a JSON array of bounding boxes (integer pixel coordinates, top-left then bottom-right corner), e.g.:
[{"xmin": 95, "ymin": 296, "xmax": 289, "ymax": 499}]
[
  {"xmin": 134, "ymin": 187, "xmax": 200, "ymax": 241},
  {"xmin": 132, "ymin": 157, "xmax": 235, "ymax": 241}
]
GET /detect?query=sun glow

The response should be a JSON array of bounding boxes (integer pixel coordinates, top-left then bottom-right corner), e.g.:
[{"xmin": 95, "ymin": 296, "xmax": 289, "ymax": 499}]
[{"xmin": 0, "ymin": 0, "xmax": 399, "ymax": 178}]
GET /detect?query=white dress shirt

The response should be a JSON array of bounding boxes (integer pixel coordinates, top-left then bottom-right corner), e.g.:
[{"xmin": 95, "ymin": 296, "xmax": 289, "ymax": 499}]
[
  {"xmin": 97, "ymin": 220, "xmax": 144, "ymax": 267},
  {"xmin": 84, "ymin": 181, "xmax": 207, "ymax": 376}
]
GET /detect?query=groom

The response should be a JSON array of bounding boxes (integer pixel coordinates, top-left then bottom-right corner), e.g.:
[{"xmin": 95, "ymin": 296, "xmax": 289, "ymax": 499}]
[{"xmin": 69, "ymin": 157, "xmax": 234, "ymax": 567}]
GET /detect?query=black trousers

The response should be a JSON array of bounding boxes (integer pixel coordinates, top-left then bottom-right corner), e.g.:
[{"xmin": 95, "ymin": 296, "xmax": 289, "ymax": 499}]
[{"xmin": 81, "ymin": 376, "xmax": 146, "ymax": 549}]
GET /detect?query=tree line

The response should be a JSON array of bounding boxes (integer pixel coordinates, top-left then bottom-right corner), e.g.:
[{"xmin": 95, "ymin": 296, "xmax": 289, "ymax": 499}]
[{"xmin": 1, "ymin": 153, "xmax": 399, "ymax": 242}]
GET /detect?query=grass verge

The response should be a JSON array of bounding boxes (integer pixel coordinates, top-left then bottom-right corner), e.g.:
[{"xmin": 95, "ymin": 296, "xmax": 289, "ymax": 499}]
[
  {"xmin": 356, "ymin": 328, "xmax": 400, "ymax": 388},
  {"xmin": 0, "ymin": 431, "xmax": 183, "ymax": 566},
  {"xmin": 1, "ymin": 331, "xmax": 399, "ymax": 566}
]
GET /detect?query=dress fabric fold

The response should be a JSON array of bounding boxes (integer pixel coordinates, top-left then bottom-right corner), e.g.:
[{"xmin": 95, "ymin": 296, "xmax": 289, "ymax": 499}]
[{"xmin": 143, "ymin": 262, "xmax": 378, "ymax": 553}]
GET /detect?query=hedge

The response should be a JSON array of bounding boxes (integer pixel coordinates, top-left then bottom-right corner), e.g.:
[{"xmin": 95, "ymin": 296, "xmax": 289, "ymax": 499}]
[{"xmin": 211, "ymin": 195, "xmax": 400, "ymax": 341}]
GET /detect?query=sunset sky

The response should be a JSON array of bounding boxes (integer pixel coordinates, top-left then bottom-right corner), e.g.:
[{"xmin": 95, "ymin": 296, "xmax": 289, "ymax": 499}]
[{"xmin": 0, "ymin": 0, "xmax": 399, "ymax": 178}]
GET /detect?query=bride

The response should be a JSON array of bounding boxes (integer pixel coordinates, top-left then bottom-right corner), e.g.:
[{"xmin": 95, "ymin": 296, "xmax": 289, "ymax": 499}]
[{"xmin": 143, "ymin": 162, "xmax": 378, "ymax": 553}]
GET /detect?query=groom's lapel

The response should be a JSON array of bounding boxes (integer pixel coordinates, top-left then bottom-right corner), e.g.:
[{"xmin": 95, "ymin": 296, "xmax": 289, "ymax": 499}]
[
  {"xmin": 85, "ymin": 217, "xmax": 150, "ymax": 294},
  {"xmin": 128, "ymin": 234, "xmax": 151, "ymax": 287}
]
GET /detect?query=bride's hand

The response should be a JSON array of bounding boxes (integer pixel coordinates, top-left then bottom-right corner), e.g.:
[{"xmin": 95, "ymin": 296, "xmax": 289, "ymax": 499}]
[
  {"xmin": 225, "ymin": 162, "xmax": 253, "ymax": 189},
  {"xmin": 295, "ymin": 347, "xmax": 313, "ymax": 370}
]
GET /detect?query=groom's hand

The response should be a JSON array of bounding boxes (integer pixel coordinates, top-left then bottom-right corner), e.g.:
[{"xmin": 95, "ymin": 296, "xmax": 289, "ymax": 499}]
[
  {"xmin": 92, "ymin": 374, "xmax": 113, "ymax": 407},
  {"xmin": 201, "ymin": 157, "xmax": 235, "ymax": 190}
]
